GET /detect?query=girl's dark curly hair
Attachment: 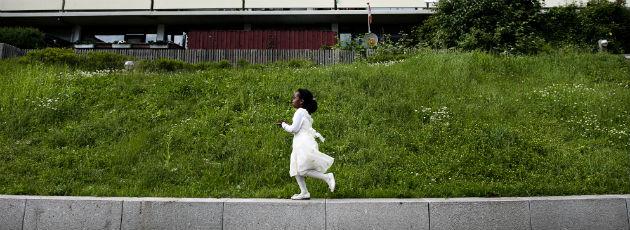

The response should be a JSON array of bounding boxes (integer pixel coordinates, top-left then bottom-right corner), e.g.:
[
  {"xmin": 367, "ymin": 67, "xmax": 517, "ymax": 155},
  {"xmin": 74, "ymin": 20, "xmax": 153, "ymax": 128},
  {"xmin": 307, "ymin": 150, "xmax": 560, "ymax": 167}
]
[{"xmin": 297, "ymin": 88, "xmax": 318, "ymax": 114}]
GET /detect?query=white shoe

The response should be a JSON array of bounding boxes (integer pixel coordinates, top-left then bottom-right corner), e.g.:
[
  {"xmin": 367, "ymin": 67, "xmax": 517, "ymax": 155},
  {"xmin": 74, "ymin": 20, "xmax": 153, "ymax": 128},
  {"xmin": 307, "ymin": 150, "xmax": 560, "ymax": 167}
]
[
  {"xmin": 327, "ymin": 173, "xmax": 335, "ymax": 192},
  {"xmin": 291, "ymin": 192, "xmax": 310, "ymax": 200}
]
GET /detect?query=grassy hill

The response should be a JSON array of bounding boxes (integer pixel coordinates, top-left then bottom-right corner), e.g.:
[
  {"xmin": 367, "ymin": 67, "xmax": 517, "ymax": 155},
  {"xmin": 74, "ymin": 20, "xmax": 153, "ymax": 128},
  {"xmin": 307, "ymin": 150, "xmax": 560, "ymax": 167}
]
[{"xmin": 0, "ymin": 51, "xmax": 628, "ymax": 198}]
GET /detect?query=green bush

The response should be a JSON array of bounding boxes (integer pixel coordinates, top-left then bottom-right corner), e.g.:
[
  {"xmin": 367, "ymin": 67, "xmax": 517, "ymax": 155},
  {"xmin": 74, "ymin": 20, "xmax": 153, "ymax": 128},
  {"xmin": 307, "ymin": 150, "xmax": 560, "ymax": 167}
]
[
  {"xmin": 366, "ymin": 53, "xmax": 408, "ymax": 63},
  {"xmin": 237, "ymin": 59, "xmax": 250, "ymax": 68},
  {"xmin": 0, "ymin": 27, "xmax": 46, "ymax": 49},
  {"xmin": 138, "ymin": 58, "xmax": 192, "ymax": 72},
  {"xmin": 217, "ymin": 60, "xmax": 232, "ymax": 69},
  {"xmin": 193, "ymin": 60, "xmax": 233, "ymax": 71},
  {"xmin": 20, "ymin": 49, "xmax": 133, "ymax": 70},
  {"xmin": 83, "ymin": 52, "xmax": 130, "ymax": 70},
  {"xmin": 194, "ymin": 61, "xmax": 216, "ymax": 71},
  {"xmin": 367, "ymin": 33, "xmax": 418, "ymax": 63},
  {"xmin": 287, "ymin": 59, "xmax": 315, "ymax": 68},
  {"xmin": 20, "ymin": 48, "xmax": 81, "ymax": 67},
  {"xmin": 539, "ymin": 0, "xmax": 630, "ymax": 53},
  {"xmin": 539, "ymin": 5, "xmax": 582, "ymax": 46},
  {"xmin": 578, "ymin": 0, "xmax": 630, "ymax": 53},
  {"xmin": 265, "ymin": 59, "xmax": 316, "ymax": 68},
  {"xmin": 420, "ymin": 0, "xmax": 544, "ymax": 54}
]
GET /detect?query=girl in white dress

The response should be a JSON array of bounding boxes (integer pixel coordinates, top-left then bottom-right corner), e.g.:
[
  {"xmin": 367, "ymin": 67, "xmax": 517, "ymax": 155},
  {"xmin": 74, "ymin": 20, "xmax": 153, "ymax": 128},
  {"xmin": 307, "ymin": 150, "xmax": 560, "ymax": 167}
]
[{"xmin": 278, "ymin": 89, "xmax": 335, "ymax": 200}]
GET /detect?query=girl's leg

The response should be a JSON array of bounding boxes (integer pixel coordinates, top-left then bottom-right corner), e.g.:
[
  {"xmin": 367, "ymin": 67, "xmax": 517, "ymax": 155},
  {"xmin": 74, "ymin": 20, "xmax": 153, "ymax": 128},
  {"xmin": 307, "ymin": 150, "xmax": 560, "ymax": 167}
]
[
  {"xmin": 304, "ymin": 170, "xmax": 328, "ymax": 181},
  {"xmin": 295, "ymin": 175, "xmax": 309, "ymax": 195},
  {"xmin": 292, "ymin": 175, "xmax": 310, "ymax": 200},
  {"xmin": 304, "ymin": 170, "xmax": 335, "ymax": 192}
]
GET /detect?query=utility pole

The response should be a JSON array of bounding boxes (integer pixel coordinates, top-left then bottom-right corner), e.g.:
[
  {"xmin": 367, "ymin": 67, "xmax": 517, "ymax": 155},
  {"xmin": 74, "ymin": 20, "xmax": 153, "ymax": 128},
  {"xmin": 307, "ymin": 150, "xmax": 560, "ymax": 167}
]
[{"xmin": 367, "ymin": 2, "xmax": 372, "ymax": 34}]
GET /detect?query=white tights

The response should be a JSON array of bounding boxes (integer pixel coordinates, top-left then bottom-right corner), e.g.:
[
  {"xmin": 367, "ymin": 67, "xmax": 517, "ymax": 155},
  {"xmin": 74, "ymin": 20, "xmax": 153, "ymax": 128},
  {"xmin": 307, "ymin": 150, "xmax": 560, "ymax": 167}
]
[{"xmin": 295, "ymin": 170, "xmax": 328, "ymax": 194}]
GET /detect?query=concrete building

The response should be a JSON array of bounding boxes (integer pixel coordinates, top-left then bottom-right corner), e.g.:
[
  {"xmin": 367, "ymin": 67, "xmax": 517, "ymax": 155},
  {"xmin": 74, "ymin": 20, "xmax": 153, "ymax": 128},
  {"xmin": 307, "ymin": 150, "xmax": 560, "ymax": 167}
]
[{"xmin": 1, "ymin": 0, "xmax": 626, "ymax": 48}]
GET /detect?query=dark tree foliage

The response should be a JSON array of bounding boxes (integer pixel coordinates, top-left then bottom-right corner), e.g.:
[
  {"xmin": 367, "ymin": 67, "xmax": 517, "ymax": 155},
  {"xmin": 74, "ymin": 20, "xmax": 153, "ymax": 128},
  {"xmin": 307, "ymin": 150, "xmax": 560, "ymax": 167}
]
[
  {"xmin": 420, "ymin": 0, "xmax": 630, "ymax": 54},
  {"xmin": 578, "ymin": 0, "xmax": 630, "ymax": 53},
  {"xmin": 539, "ymin": 0, "xmax": 630, "ymax": 53},
  {"xmin": 0, "ymin": 27, "xmax": 46, "ymax": 49},
  {"xmin": 420, "ymin": 0, "xmax": 544, "ymax": 54},
  {"xmin": 539, "ymin": 5, "xmax": 582, "ymax": 46}
]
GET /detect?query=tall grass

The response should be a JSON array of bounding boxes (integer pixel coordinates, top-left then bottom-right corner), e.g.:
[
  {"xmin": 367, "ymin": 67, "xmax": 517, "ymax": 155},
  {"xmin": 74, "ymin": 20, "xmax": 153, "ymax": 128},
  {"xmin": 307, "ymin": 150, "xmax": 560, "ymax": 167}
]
[{"xmin": 0, "ymin": 51, "xmax": 628, "ymax": 198}]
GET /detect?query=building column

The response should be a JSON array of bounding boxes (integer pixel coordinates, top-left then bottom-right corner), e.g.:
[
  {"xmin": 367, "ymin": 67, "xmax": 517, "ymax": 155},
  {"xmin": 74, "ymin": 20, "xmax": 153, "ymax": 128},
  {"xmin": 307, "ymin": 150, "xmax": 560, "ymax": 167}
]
[
  {"xmin": 157, "ymin": 24, "xmax": 166, "ymax": 41},
  {"xmin": 331, "ymin": 23, "xmax": 339, "ymax": 33},
  {"xmin": 70, "ymin": 25, "xmax": 81, "ymax": 43}
]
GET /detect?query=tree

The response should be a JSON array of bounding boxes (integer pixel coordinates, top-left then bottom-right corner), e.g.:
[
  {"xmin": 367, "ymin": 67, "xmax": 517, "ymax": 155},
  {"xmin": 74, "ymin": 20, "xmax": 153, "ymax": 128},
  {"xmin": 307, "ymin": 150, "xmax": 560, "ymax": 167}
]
[
  {"xmin": 420, "ymin": 0, "xmax": 544, "ymax": 54},
  {"xmin": 0, "ymin": 27, "xmax": 45, "ymax": 49},
  {"xmin": 578, "ymin": 0, "xmax": 630, "ymax": 53}
]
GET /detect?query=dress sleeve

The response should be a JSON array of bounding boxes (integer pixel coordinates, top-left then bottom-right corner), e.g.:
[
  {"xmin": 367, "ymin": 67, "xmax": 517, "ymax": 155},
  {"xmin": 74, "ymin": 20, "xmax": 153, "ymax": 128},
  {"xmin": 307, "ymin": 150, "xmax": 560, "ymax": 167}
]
[{"xmin": 282, "ymin": 109, "xmax": 306, "ymax": 133}]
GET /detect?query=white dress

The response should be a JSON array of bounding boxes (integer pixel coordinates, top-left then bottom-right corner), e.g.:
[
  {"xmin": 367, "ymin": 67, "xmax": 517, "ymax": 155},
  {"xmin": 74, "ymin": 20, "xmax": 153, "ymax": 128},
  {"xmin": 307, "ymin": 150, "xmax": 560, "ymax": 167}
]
[{"xmin": 282, "ymin": 108, "xmax": 334, "ymax": 177}]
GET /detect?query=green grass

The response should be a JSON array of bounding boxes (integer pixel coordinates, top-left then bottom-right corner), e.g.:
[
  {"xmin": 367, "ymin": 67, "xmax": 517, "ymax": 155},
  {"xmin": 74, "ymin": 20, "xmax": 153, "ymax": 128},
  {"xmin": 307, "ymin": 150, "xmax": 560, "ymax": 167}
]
[{"xmin": 0, "ymin": 51, "xmax": 629, "ymax": 198}]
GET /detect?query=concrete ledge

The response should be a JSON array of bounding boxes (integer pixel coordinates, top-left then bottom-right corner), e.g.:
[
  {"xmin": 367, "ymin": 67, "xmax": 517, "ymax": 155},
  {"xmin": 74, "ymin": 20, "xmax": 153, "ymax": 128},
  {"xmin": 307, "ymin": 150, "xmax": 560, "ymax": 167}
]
[
  {"xmin": 429, "ymin": 198, "xmax": 531, "ymax": 230},
  {"xmin": 22, "ymin": 196, "xmax": 122, "ymax": 230},
  {"xmin": 122, "ymin": 198, "xmax": 225, "ymax": 230},
  {"xmin": 530, "ymin": 196, "xmax": 629, "ymax": 230},
  {"xmin": 326, "ymin": 199, "xmax": 429, "ymax": 230},
  {"xmin": 0, "ymin": 197, "xmax": 25, "ymax": 230},
  {"xmin": 1, "ymin": 195, "xmax": 629, "ymax": 230},
  {"xmin": 223, "ymin": 199, "xmax": 325, "ymax": 230}
]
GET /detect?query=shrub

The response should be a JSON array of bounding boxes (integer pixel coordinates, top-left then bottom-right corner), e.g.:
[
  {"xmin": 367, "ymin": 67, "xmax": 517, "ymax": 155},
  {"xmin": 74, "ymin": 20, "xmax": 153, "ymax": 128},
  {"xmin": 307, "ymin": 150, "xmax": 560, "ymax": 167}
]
[
  {"xmin": 537, "ymin": 0, "xmax": 630, "ymax": 53},
  {"xmin": 333, "ymin": 35, "xmax": 367, "ymax": 52},
  {"xmin": 266, "ymin": 59, "xmax": 316, "ymax": 68},
  {"xmin": 539, "ymin": 5, "xmax": 582, "ymax": 46},
  {"xmin": 366, "ymin": 53, "xmax": 408, "ymax": 63},
  {"xmin": 138, "ymin": 58, "xmax": 191, "ymax": 72},
  {"xmin": 20, "ymin": 48, "xmax": 81, "ymax": 67},
  {"xmin": 367, "ymin": 33, "xmax": 417, "ymax": 63},
  {"xmin": 21, "ymin": 49, "xmax": 133, "ymax": 70},
  {"xmin": 578, "ymin": 0, "xmax": 630, "ymax": 53},
  {"xmin": 194, "ymin": 61, "xmax": 216, "ymax": 71},
  {"xmin": 237, "ymin": 59, "xmax": 250, "ymax": 68},
  {"xmin": 0, "ymin": 27, "xmax": 46, "ymax": 49},
  {"xmin": 217, "ymin": 60, "xmax": 232, "ymax": 69},
  {"xmin": 420, "ymin": 0, "xmax": 544, "ymax": 54},
  {"xmin": 193, "ymin": 60, "xmax": 233, "ymax": 71},
  {"xmin": 83, "ymin": 52, "xmax": 130, "ymax": 70},
  {"xmin": 287, "ymin": 59, "xmax": 315, "ymax": 68}
]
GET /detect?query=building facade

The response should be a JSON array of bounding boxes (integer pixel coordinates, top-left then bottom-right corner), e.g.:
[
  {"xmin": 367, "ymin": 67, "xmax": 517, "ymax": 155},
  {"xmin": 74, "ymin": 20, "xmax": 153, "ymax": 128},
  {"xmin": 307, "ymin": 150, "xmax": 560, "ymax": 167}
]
[{"xmin": 1, "ymin": 0, "xmax": 626, "ymax": 49}]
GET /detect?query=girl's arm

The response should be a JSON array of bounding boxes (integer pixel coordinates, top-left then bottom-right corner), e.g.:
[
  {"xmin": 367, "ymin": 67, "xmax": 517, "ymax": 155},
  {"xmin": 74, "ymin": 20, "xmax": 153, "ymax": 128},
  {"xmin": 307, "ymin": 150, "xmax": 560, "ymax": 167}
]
[{"xmin": 281, "ymin": 109, "xmax": 306, "ymax": 133}]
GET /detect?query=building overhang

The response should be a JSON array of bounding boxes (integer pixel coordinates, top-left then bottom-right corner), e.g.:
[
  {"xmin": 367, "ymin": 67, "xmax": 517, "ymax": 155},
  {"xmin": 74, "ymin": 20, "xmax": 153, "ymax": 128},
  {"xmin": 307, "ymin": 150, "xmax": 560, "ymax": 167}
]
[{"xmin": 0, "ymin": 9, "xmax": 433, "ymax": 26}]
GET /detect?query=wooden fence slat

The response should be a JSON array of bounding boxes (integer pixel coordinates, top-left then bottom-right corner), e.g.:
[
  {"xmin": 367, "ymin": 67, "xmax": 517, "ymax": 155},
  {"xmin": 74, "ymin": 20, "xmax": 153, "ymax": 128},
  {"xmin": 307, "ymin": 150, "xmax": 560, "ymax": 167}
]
[{"xmin": 6, "ymin": 46, "xmax": 359, "ymax": 65}]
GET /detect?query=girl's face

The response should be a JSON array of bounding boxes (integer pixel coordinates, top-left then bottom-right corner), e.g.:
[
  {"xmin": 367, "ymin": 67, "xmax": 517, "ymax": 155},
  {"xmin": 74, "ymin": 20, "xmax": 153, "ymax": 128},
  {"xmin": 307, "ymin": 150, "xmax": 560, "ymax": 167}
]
[{"xmin": 291, "ymin": 91, "xmax": 303, "ymax": 109}]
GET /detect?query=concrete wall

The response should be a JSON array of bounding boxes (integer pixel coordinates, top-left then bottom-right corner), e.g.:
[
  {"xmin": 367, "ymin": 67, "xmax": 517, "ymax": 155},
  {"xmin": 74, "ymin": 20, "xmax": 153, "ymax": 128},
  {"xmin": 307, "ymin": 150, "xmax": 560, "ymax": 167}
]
[
  {"xmin": 0, "ymin": 195, "xmax": 628, "ymax": 230},
  {"xmin": 64, "ymin": 0, "xmax": 151, "ymax": 10},
  {"xmin": 121, "ymin": 198, "xmax": 225, "ymax": 230},
  {"xmin": 326, "ymin": 199, "xmax": 429, "ymax": 230},
  {"xmin": 245, "ymin": 0, "xmax": 334, "ymax": 8},
  {"xmin": 0, "ymin": 197, "xmax": 25, "ymax": 230},
  {"xmin": 223, "ymin": 199, "xmax": 326, "ymax": 230},
  {"xmin": 430, "ymin": 198, "xmax": 531, "ymax": 230},
  {"xmin": 337, "ymin": 0, "xmax": 425, "ymax": 8},
  {"xmin": 0, "ymin": 0, "xmax": 62, "ymax": 11},
  {"xmin": 154, "ymin": 0, "xmax": 242, "ymax": 10},
  {"xmin": 529, "ymin": 196, "xmax": 629, "ymax": 230},
  {"xmin": 22, "ymin": 197, "xmax": 122, "ymax": 230},
  {"xmin": 2, "ymin": 0, "xmax": 627, "ymax": 12}
]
